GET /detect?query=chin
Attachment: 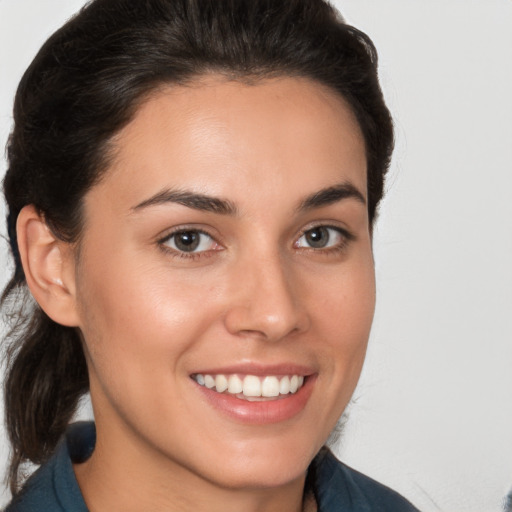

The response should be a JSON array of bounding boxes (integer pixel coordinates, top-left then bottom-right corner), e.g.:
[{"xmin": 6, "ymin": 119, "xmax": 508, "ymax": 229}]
[{"xmin": 191, "ymin": 432, "xmax": 323, "ymax": 491}]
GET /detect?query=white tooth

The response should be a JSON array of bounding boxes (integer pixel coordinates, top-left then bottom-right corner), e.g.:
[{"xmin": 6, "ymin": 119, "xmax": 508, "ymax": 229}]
[
  {"xmin": 204, "ymin": 374, "xmax": 215, "ymax": 389},
  {"xmin": 279, "ymin": 376, "xmax": 290, "ymax": 394},
  {"xmin": 228, "ymin": 374, "xmax": 243, "ymax": 394},
  {"xmin": 290, "ymin": 375, "xmax": 299, "ymax": 393},
  {"xmin": 195, "ymin": 374, "xmax": 205, "ymax": 386},
  {"xmin": 298, "ymin": 376, "xmax": 304, "ymax": 387},
  {"xmin": 261, "ymin": 376, "xmax": 280, "ymax": 397},
  {"xmin": 243, "ymin": 375, "xmax": 262, "ymax": 397},
  {"xmin": 215, "ymin": 374, "xmax": 228, "ymax": 392}
]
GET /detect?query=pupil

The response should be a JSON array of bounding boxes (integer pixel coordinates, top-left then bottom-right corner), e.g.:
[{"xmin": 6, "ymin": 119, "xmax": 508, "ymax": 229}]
[
  {"xmin": 175, "ymin": 231, "xmax": 200, "ymax": 252},
  {"xmin": 306, "ymin": 227, "xmax": 329, "ymax": 248}
]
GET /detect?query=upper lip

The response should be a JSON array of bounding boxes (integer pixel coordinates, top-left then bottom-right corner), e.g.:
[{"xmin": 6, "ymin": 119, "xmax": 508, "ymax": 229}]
[{"xmin": 191, "ymin": 362, "xmax": 316, "ymax": 377}]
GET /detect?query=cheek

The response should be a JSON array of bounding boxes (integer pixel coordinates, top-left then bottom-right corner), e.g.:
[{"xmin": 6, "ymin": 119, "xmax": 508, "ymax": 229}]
[
  {"xmin": 311, "ymin": 256, "xmax": 375, "ymax": 341},
  {"xmin": 74, "ymin": 254, "xmax": 215, "ymax": 388},
  {"xmin": 75, "ymin": 265, "xmax": 221, "ymax": 441},
  {"xmin": 308, "ymin": 255, "xmax": 376, "ymax": 388}
]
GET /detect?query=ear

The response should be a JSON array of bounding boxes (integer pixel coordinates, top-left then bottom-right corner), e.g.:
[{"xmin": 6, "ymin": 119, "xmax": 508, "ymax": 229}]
[{"xmin": 16, "ymin": 205, "xmax": 80, "ymax": 327}]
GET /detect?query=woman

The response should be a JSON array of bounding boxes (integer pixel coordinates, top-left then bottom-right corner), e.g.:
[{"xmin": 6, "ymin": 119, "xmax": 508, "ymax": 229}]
[{"xmin": 1, "ymin": 0, "xmax": 418, "ymax": 510}]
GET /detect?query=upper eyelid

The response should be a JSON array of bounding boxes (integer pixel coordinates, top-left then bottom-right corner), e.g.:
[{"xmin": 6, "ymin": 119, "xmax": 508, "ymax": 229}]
[
  {"xmin": 294, "ymin": 226, "xmax": 352, "ymax": 250},
  {"xmin": 157, "ymin": 225, "xmax": 219, "ymax": 244},
  {"xmin": 162, "ymin": 229, "xmax": 214, "ymax": 243},
  {"xmin": 158, "ymin": 228, "xmax": 221, "ymax": 258},
  {"xmin": 156, "ymin": 221, "xmax": 355, "ymax": 249},
  {"xmin": 296, "ymin": 222, "xmax": 355, "ymax": 241}
]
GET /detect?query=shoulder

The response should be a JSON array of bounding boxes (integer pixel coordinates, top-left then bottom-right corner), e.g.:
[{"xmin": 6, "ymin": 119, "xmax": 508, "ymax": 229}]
[
  {"xmin": 4, "ymin": 423, "xmax": 94, "ymax": 512},
  {"xmin": 311, "ymin": 448, "xmax": 419, "ymax": 512}
]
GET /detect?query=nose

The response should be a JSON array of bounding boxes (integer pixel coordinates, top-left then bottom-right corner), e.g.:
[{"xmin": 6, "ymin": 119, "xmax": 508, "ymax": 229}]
[{"xmin": 223, "ymin": 251, "xmax": 310, "ymax": 342}]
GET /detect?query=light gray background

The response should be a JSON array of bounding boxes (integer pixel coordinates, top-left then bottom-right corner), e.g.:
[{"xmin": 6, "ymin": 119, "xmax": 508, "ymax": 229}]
[{"xmin": 1, "ymin": 1, "xmax": 511, "ymax": 511}]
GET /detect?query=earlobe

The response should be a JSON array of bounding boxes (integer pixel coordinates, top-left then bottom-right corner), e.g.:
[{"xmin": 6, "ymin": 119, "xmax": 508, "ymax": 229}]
[{"xmin": 16, "ymin": 205, "xmax": 80, "ymax": 327}]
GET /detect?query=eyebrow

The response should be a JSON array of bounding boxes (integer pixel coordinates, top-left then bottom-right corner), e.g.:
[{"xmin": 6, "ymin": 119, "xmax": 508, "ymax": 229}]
[
  {"xmin": 131, "ymin": 189, "xmax": 238, "ymax": 215},
  {"xmin": 297, "ymin": 182, "xmax": 366, "ymax": 212},
  {"xmin": 131, "ymin": 181, "xmax": 365, "ymax": 216}
]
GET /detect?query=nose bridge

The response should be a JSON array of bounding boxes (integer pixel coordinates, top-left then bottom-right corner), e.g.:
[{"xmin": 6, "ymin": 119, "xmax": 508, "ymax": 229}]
[{"xmin": 224, "ymin": 245, "xmax": 308, "ymax": 341}]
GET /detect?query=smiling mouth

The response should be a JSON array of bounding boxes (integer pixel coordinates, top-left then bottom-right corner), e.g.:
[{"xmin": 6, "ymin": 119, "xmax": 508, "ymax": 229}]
[{"xmin": 192, "ymin": 373, "xmax": 306, "ymax": 401}]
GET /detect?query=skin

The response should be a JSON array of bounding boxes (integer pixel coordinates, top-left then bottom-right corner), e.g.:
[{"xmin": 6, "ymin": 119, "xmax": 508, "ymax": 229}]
[{"xmin": 21, "ymin": 76, "xmax": 374, "ymax": 512}]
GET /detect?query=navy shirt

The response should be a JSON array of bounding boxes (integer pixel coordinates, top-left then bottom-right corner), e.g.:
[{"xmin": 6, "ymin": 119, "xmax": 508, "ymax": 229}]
[{"xmin": 5, "ymin": 422, "xmax": 419, "ymax": 511}]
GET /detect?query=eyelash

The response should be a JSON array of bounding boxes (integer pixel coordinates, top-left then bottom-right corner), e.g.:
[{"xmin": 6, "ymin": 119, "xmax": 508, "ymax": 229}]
[
  {"xmin": 294, "ymin": 225, "xmax": 355, "ymax": 255},
  {"xmin": 157, "ymin": 224, "xmax": 354, "ymax": 261},
  {"xmin": 158, "ymin": 227, "xmax": 221, "ymax": 261}
]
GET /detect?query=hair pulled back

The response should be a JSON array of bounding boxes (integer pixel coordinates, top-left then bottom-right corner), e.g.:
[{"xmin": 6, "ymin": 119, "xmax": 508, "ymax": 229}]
[{"xmin": 2, "ymin": 0, "xmax": 393, "ymax": 494}]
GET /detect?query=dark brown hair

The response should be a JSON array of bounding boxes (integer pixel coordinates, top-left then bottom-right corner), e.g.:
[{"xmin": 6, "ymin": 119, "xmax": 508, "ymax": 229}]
[{"xmin": 2, "ymin": 0, "xmax": 393, "ymax": 494}]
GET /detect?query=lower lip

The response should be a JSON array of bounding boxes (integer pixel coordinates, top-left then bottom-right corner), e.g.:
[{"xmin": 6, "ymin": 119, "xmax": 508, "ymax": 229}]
[{"xmin": 194, "ymin": 376, "xmax": 316, "ymax": 425}]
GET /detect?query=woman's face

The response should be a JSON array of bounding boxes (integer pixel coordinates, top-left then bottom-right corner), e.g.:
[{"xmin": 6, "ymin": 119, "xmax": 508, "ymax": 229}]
[{"xmin": 73, "ymin": 76, "xmax": 374, "ymax": 489}]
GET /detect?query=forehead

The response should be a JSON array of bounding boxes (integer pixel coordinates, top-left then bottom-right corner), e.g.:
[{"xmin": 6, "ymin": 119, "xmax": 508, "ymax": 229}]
[{"xmin": 91, "ymin": 76, "xmax": 367, "ymax": 214}]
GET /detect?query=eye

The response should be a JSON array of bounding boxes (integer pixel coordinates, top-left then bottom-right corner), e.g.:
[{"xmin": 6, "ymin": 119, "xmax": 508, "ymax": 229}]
[
  {"xmin": 295, "ymin": 226, "xmax": 348, "ymax": 250},
  {"xmin": 162, "ymin": 229, "xmax": 219, "ymax": 254}
]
